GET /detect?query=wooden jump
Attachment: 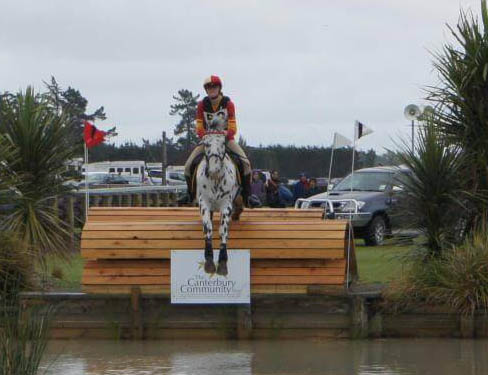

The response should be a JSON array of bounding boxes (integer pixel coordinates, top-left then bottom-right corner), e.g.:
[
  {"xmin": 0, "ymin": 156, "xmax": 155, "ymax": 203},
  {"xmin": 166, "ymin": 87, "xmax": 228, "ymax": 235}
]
[{"xmin": 81, "ymin": 207, "xmax": 357, "ymax": 295}]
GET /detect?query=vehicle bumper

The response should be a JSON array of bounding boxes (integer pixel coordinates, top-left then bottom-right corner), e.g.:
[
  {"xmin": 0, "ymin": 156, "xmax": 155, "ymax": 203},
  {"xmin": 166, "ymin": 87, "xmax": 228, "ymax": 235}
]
[{"xmin": 326, "ymin": 212, "xmax": 372, "ymax": 227}]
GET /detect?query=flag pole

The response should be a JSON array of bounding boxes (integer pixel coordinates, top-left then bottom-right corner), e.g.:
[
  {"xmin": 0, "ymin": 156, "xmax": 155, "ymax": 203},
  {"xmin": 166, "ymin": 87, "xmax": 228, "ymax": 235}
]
[
  {"xmin": 84, "ymin": 138, "xmax": 89, "ymax": 221},
  {"xmin": 327, "ymin": 135, "xmax": 336, "ymax": 195},
  {"xmin": 350, "ymin": 131, "xmax": 356, "ymax": 192},
  {"xmin": 346, "ymin": 123, "xmax": 358, "ymax": 288}
]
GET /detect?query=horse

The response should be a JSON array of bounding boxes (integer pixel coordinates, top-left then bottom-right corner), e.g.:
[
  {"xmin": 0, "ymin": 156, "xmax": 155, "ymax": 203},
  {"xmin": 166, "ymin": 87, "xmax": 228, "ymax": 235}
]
[{"xmin": 196, "ymin": 119, "xmax": 242, "ymax": 276}]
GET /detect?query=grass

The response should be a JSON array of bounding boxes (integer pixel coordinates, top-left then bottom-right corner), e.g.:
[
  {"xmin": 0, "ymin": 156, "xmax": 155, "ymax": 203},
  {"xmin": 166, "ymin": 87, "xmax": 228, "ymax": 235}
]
[
  {"xmin": 355, "ymin": 239, "xmax": 413, "ymax": 284},
  {"xmin": 41, "ymin": 253, "xmax": 85, "ymax": 291}
]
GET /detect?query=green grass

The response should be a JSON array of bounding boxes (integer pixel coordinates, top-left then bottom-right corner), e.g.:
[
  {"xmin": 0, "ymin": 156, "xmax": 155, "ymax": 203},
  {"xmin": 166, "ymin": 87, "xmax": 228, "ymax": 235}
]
[
  {"xmin": 42, "ymin": 253, "xmax": 85, "ymax": 290},
  {"xmin": 355, "ymin": 239, "xmax": 412, "ymax": 284}
]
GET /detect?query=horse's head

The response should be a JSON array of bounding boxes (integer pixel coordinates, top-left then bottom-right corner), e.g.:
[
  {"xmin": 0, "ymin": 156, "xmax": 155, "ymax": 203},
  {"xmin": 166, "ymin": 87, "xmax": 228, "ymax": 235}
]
[{"xmin": 203, "ymin": 117, "xmax": 226, "ymax": 179}]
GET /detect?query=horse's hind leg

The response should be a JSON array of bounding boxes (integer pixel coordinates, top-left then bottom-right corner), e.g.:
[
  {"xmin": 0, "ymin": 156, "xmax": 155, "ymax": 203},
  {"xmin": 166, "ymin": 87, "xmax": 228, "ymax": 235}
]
[
  {"xmin": 201, "ymin": 205, "xmax": 216, "ymax": 274},
  {"xmin": 217, "ymin": 205, "xmax": 231, "ymax": 276}
]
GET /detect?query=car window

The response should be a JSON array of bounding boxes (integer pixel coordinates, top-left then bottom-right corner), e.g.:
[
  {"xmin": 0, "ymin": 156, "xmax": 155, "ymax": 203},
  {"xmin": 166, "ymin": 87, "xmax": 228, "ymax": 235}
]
[{"xmin": 333, "ymin": 172, "xmax": 393, "ymax": 192}]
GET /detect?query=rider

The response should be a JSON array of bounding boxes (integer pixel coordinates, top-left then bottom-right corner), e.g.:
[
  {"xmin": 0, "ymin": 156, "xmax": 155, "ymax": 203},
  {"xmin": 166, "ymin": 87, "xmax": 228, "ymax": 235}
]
[{"xmin": 184, "ymin": 75, "xmax": 252, "ymax": 205}]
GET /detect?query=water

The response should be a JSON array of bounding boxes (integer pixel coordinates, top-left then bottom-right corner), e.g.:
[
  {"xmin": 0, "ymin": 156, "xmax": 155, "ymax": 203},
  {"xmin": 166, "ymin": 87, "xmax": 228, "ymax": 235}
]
[{"xmin": 40, "ymin": 339, "xmax": 488, "ymax": 375}]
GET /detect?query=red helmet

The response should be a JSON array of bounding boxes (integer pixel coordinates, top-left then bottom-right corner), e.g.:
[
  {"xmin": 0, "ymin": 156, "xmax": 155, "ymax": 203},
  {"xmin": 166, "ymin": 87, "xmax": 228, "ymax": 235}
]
[{"xmin": 203, "ymin": 75, "xmax": 222, "ymax": 89}]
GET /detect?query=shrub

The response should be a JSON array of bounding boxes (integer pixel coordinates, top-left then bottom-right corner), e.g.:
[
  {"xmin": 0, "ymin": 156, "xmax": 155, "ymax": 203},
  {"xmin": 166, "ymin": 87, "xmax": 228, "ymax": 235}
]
[{"xmin": 384, "ymin": 229, "xmax": 488, "ymax": 316}]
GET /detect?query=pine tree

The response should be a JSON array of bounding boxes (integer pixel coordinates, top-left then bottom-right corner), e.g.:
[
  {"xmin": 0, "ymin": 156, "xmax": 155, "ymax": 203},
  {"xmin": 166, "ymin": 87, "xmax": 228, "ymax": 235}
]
[{"xmin": 169, "ymin": 89, "xmax": 199, "ymax": 154}]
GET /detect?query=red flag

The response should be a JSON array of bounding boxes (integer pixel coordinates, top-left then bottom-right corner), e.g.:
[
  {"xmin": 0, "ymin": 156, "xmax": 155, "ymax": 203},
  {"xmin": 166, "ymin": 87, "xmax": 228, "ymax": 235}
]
[{"xmin": 83, "ymin": 121, "xmax": 106, "ymax": 148}]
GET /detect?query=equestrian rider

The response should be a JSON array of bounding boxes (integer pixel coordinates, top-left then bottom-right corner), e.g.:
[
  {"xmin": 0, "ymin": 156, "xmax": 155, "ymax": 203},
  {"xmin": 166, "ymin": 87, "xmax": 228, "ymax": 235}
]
[{"xmin": 184, "ymin": 75, "xmax": 252, "ymax": 205}]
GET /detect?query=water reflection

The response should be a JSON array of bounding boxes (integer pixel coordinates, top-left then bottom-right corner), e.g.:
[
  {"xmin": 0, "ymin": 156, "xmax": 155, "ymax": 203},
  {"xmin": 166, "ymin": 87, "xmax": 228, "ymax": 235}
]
[{"xmin": 40, "ymin": 339, "xmax": 488, "ymax": 375}]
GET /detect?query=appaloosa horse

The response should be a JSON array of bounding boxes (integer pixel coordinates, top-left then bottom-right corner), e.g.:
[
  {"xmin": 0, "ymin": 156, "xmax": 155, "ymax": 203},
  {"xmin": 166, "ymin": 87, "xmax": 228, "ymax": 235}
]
[{"xmin": 196, "ymin": 120, "xmax": 242, "ymax": 276}]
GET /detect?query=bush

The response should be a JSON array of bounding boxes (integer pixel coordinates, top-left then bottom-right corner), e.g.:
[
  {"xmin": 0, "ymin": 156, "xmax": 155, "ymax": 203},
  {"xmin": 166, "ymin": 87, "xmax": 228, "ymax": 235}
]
[
  {"xmin": 0, "ymin": 233, "xmax": 54, "ymax": 375},
  {"xmin": 384, "ymin": 229, "xmax": 488, "ymax": 316}
]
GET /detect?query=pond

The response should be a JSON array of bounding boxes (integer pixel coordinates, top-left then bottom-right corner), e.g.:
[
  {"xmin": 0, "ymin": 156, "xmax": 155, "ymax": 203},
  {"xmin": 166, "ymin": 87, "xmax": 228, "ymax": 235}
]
[{"xmin": 39, "ymin": 338, "xmax": 488, "ymax": 374}]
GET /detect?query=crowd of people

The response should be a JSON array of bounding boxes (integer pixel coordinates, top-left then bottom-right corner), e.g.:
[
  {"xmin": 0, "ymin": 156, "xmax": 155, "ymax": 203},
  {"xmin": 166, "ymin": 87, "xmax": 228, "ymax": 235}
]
[{"xmin": 250, "ymin": 170, "xmax": 324, "ymax": 208}]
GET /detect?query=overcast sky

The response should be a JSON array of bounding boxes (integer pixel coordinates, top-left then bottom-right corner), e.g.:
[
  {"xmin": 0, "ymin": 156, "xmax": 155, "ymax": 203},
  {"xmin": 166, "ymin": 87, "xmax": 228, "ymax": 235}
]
[{"xmin": 0, "ymin": 0, "xmax": 483, "ymax": 153}]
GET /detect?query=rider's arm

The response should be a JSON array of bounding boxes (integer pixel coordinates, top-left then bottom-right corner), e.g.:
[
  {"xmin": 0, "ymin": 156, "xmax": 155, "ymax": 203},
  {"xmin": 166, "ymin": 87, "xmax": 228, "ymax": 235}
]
[
  {"xmin": 196, "ymin": 101, "xmax": 205, "ymax": 138},
  {"xmin": 226, "ymin": 100, "xmax": 237, "ymax": 140}
]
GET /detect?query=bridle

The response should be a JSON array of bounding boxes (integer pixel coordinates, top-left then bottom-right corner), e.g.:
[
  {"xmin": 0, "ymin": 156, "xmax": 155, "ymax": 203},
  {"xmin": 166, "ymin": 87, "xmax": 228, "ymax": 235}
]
[{"xmin": 203, "ymin": 131, "xmax": 227, "ymax": 171}]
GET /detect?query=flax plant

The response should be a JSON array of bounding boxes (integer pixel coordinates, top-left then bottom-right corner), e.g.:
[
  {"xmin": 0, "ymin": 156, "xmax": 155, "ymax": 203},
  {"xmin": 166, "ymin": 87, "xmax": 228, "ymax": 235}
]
[
  {"xmin": 427, "ymin": 0, "xmax": 488, "ymax": 222},
  {"xmin": 0, "ymin": 87, "xmax": 80, "ymax": 264}
]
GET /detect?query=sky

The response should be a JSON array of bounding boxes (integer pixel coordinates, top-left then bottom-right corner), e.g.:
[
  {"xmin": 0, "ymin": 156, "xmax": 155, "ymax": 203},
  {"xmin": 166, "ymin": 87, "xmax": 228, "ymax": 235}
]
[{"xmin": 0, "ymin": 0, "xmax": 483, "ymax": 154}]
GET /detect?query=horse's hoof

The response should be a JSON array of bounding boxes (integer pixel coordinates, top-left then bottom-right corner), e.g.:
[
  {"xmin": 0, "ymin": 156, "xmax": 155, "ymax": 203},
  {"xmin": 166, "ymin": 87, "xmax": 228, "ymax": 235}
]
[
  {"xmin": 204, "ymin": 259, "xmax": 216, "ymax": 274},
  {"xmin": 216, "ymin": 261, "xmax": 228, "ymax": 276}
]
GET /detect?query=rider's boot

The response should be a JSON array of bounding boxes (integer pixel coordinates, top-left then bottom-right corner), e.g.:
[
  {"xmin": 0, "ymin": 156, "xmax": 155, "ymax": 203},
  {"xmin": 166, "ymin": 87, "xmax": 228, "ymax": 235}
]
[
  {"xmin": 241, "ymin": 173, "xmax": 252, "ymax": 208},
  {"xmin": 185, "ymin": 175, "xmax": 195, "ymax": 203}
]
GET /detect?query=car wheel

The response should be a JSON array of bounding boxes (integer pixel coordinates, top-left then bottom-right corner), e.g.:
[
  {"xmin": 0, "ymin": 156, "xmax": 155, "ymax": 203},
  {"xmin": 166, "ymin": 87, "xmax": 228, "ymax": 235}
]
[{"xmin": 364, "ymin": 216, "xmax": 386, "ymax": 246}]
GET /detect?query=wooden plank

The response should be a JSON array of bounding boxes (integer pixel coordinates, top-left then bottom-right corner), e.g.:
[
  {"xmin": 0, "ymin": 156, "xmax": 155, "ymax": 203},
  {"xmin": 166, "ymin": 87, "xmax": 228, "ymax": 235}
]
[
  {"xmin": 82, "ymin": 276, "xmax": 168, "ymax": 284},
  {"xmin": 83, "ymin": 259, "xmax": 344, "ymax": 269},
  {"xmin": 88, "ymin": 207, "xmax": 323, "ymax": 215},
  {"xmin": 83, "ymin": 267, "xmax": 344, "ymax": 277},
  {"xmin": 83, "ymin": 222, "xmax": 347, "ymax": 231},
  {"xmin": 84, "ymin": 260, "xmax": 168, "ymax": 268},
  {"xmin": 82, "ymin": 230, "xmax": 346, "ymax": 240},
  {"xmin": 82, "ymin": 274, "xmax": 344, "ymax": 285},
  {"xmin": 252, "ymin": 259, "xmax": 345, "ymax": 268},
  {"xmin": 81, "ymin": 239, "xmax": 345, "ymax": 249},
  {"xmin": 251, "ymin": 267, "xmax": 345, "ymax": 276},
  {"xmin": 82, "ymin": 285, "xmax": 170, "ymax": 294},
  {"xmin": 83, "ymin": 268, "xmax": 170, "ymax": 276},
  {"xmin": 81, "ymin": 284, "xmax": 313, "ymax": 295},
  {"xmin": 81, "ymin": 249, "xmax": 345, "ymax": 260},
  {"xmin": 252, "ymin": 275, "xmax": 344, "ymax": 284},
  {"xmin": 84, "ymin": 259, "xmax": 345, "ymax": 268},
  {"xmin": 87, "ymin": 215, "xmax": 323, "ymax": 222}
]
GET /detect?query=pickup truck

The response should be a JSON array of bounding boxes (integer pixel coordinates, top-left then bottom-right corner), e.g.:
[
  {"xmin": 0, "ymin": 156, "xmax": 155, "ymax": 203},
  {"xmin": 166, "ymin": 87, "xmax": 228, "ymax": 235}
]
[{"xmin": 295, "ymin": 165, "xmax": 410, "ymax": 245}]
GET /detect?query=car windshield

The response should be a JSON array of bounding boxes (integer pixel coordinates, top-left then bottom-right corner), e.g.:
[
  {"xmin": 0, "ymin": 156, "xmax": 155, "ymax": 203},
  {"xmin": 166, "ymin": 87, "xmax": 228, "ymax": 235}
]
[{"xmin": 333, "ymin": 172, "xmax": 393, "ymax": 192}]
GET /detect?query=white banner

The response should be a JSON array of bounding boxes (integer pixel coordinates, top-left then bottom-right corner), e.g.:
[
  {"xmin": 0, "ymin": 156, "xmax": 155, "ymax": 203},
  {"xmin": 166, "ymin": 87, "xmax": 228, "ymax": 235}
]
[{"xmin": 171, "ymin": 250, "xmax": 250, "ymax": 304}]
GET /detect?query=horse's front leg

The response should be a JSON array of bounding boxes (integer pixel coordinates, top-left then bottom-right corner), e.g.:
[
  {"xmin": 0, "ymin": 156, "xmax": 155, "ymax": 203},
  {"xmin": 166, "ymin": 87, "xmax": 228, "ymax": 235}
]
[
  {"xmin": 200, "ymin": 203, "xmax": 216, "ymax": 274},
  {"xmin": 216, "ymin": 204, "xmax": 232, "ymax": 276}
]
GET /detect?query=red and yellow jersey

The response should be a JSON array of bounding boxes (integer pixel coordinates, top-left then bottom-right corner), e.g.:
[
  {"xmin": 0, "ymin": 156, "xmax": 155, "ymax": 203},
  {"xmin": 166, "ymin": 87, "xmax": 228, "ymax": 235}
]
[{"xmin": 195, "ymin": 95, "xmax": 237, "ymax": 140}]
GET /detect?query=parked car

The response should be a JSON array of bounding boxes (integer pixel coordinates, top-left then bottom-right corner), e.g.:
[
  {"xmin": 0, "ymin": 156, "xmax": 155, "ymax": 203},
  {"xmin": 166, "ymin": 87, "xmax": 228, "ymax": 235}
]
[
  {"xmin": 66, "ymin": 172, "xmax": 132, "ymax": 189},
  {"xmin": 295, "ymin": 165, "xmax": 411, "ymax": 246}
]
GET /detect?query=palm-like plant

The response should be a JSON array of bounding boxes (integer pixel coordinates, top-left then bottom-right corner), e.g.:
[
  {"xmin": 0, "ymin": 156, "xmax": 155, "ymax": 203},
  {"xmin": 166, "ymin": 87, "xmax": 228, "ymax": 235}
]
[
  {"xmin": 0, "ymin": 87, "xmax": 80, "ymax": 262},
  {"xmin": 396, "ymin": 120, "xmax": 465, "ymax": 256},
  {"xmin": 427, "ymin": 0, "xmax": 488, "ymax": 216}
]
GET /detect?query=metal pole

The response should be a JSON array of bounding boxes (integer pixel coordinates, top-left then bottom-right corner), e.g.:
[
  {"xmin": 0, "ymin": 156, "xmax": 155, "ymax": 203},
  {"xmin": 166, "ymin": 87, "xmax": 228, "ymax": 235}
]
[
  {"xmin": 162, "ymin": 131, "xmax": 167, "ymax": 186},
  {"xmin": 327, "ymin": 145, "xmax": 335, "ymax": 195},
  {"xmin": 411, "ymin": 119, "xmax": 414, "ymax": 154},
  {"xmin": 350, "ymin": 141, "xmax": 356, "ymax": 192}
]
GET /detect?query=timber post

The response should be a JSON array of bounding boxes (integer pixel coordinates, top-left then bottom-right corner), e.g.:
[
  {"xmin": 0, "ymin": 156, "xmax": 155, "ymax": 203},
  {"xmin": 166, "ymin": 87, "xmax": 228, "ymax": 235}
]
[
  {"xmin": 350, "ymin": 296, "xmax": 368, "ymax": 339},
  {"xmin": 130, "ymin": 287, "xmax": 143, "ymax": 340},
  {"xmin": 237, "ymin": 304, "xmax": 253, "ymax": 339}
]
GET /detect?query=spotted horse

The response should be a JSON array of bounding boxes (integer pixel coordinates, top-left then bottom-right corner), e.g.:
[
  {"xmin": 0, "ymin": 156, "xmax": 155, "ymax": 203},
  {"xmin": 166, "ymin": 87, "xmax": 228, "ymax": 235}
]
[{"xmin": 196, "ymin": 119, "xmax": 243, "ymax": 276}]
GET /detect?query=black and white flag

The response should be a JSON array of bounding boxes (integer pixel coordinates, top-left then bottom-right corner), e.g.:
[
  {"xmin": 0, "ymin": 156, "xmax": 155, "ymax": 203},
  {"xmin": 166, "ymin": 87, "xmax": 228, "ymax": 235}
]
[{"xmin": 354, "ymin": 120, "xmax": 373, "ymax": 140}]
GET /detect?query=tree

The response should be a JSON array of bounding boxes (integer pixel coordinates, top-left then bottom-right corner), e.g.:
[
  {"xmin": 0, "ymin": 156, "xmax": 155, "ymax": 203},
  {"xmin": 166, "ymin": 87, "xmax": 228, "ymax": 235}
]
[
  {"xmin": 169, "ymin": 89, "xmax": 199, "ymax": 154},
  {"xmin": 43, "ymin": 76, "xmax": 107, "ymax": 145}
]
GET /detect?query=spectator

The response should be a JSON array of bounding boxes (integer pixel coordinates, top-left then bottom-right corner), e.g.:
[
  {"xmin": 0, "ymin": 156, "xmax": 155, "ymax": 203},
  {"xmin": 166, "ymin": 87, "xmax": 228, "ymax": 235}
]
[
  {"xmin": 306, "ymin": 178, "xmax": 321, "ymax": 197},
  {"xmin": 266, "ymin": 170, "xmax": 284, "ymax": 208},
  {"xmin": 251, "ymin": 171, "xmax": 266, "ymax": 205},
  {"xmin": 293, "ymin": 173, "xmax": 309, "ymax": 202}
]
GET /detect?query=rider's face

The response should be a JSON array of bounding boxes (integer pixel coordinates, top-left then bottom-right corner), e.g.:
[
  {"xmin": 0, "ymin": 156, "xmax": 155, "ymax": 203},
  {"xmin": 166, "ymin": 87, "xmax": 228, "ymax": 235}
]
[{"xmin": 205, "ymin": 84, "xmax": 220, "ymax": 99}]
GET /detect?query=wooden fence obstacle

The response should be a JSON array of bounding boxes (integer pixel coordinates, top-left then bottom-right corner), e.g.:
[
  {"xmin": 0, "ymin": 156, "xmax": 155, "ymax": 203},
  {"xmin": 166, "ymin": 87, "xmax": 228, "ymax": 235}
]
[{"xmin": 80, "ymin": 207, "xmax": 356, "ymax": 294}]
